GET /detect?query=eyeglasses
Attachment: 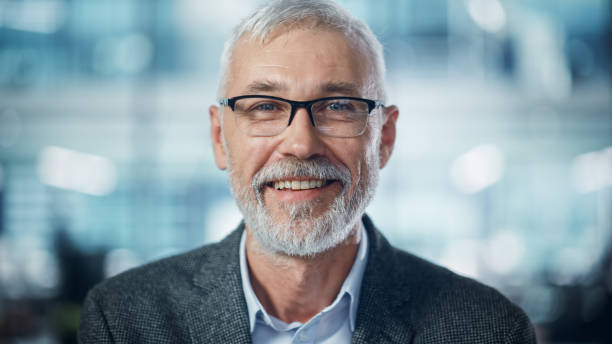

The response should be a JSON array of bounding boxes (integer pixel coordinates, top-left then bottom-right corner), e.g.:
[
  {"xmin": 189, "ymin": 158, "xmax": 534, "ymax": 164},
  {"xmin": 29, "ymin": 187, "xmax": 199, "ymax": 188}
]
[{"xmin": 219, "ymin": 95, "xmax": 384, "ymax": 138}]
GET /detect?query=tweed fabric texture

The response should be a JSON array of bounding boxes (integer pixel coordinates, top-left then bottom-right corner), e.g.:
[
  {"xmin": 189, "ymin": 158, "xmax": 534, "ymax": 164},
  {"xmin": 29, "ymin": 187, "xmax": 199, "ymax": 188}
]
[{"xmin": 79, "ymin": 215, "xmax": 536, "ymax": 343}]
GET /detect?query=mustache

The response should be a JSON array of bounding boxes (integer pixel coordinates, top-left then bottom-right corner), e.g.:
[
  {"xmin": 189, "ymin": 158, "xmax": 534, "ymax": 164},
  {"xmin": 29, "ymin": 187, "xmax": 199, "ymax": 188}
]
[{"xmin": 250, "ymin": 157, "xmax": 351, "ymax": 191}]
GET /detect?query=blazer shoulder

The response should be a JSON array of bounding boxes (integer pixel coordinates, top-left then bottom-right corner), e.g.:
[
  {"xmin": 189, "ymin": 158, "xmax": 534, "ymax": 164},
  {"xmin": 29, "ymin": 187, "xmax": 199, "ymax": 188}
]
[
  {"xmin": 390, "ymin": 248, "xmax": 535, "ymax": 343},
  {"xmin": 88, "ymin": 227, "xmax": 241, "ymax": 303},
  {"xmin": 390, "ymin": 247, "xmax": 520, "ymax": 311},
  {"xmin": 79, "ymin": 227, "xmax": 247, "ymax": 343}
]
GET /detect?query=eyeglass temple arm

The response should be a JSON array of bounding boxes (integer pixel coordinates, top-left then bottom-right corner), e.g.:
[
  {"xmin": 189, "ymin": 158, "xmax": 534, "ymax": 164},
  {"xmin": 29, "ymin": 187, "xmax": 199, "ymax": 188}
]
[{"xmin": 218, "ymin": 98, "xmax": 235, "ymax": 111}]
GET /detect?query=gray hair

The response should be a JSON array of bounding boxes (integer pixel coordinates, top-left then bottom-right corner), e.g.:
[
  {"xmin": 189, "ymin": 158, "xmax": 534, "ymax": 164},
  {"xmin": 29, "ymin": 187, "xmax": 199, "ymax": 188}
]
[{"xmin": 216, "ymin": 0, "xmax": 387, "ymax": 102}]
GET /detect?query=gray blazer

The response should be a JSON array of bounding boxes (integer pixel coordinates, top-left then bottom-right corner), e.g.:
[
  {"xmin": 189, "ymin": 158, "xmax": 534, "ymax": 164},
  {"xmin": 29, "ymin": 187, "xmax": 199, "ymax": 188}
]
[{"xmin": 79, "ymin": 215, "xmax": 536, "ymax": 343}]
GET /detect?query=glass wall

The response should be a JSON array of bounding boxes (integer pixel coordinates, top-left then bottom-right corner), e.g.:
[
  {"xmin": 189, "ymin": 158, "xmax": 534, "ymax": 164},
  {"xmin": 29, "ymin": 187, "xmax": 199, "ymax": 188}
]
[{"xmin": 0, "ymin": 0, "xmax": 610, "ymax": 342}]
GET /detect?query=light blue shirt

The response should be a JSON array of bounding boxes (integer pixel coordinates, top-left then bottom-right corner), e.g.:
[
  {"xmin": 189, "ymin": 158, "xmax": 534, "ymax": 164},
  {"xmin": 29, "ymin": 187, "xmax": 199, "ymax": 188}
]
[{"xmin": 239, "ymin": 224, "xmax": 369, "ymax": 344}]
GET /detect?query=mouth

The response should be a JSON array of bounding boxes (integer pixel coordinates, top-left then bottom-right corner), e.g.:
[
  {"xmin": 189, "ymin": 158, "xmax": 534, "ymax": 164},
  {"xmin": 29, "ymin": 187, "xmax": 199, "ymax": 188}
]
[{"xmin": 266, "ymin": 179, "xmax": 336, "ymax": 191}]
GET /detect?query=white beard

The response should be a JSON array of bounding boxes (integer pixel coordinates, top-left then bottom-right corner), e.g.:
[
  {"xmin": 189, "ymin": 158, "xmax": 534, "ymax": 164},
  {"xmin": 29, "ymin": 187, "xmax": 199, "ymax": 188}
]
[{"xmin": 227, "ymin": 152, "xmax": 379, "ymax": 257}]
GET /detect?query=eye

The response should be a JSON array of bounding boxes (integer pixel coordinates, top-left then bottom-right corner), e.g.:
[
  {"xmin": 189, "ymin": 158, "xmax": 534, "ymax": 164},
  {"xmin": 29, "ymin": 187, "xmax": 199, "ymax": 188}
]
[
  {"xmin": 254, "ymin": 102, "xmax": 277, "ymax": 111},
  {"xmin": 327, "ymin": 101, "xmax": 356, "ymax": 112},
  {"xmin": 328, "ymin": 102, "xmax": 348, "ymax": 111}
]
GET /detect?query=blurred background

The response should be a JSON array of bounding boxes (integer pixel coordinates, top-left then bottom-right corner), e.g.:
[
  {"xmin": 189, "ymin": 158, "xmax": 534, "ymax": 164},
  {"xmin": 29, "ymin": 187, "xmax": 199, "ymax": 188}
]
[{"xmin": 0, "ymin": 0, "xmax": 610, "ymax": 343}]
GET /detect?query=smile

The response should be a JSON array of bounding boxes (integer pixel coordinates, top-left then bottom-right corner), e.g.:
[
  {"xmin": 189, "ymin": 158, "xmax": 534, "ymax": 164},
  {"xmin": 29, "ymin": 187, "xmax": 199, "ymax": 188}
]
[{"xmin": 269, "ymin": 179, "xmax": 334, "ymax": 190}]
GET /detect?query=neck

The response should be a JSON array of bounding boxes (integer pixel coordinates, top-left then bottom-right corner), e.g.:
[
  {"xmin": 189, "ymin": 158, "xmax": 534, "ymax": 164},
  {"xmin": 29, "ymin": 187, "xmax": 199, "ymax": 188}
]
[{"xmin": 245, "ymin": 224, "xmax": 361, "ymax": 324}]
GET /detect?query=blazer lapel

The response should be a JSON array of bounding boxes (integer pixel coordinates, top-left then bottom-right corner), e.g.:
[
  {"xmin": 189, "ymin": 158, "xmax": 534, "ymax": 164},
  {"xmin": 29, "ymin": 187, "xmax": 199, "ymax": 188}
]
[
  {"xmin": 352, "ymin": 215, "xmax": 415, "ymax": 344},
  {"xmin": 178, "ymin": 216, "xmax": 414, "ymax": 343},
  {"xmin": 184, "ymin": 225, "xmax": 252, "ymax": 344}
]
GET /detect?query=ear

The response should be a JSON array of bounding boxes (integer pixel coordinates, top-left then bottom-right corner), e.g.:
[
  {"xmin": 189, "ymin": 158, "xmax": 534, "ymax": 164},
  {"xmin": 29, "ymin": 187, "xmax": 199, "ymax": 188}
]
[
  {"xmin": 209, "ymin": 105, "xmax": 227, "ymax": 170},
  {"xmin": 378, "ymin": 105, "xmax": 398, "ymax": 169}
]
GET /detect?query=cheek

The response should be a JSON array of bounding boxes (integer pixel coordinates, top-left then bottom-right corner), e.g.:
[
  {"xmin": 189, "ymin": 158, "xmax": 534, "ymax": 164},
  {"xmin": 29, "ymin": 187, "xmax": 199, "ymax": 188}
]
[
  {"xmin": 362, "ymin": 122, "xmax": 382, "ymax": 166},
  {"xmin": 226, "ymin": 135, "xmax": 275, "ymax": 184},
  {"xmin": 346, "ymin": 135, "xmax": 380, "ymax": 189},
  {"xmin": 332, "ymin": 143, "xmax": 368, "ymax": 189}
]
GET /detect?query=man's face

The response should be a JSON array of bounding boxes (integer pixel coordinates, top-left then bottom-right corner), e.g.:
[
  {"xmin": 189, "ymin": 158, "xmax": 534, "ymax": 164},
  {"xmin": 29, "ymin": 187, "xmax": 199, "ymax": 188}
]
[{"xmin": 210, "ymin": 28, "xmax": 397, "ymax": 256}]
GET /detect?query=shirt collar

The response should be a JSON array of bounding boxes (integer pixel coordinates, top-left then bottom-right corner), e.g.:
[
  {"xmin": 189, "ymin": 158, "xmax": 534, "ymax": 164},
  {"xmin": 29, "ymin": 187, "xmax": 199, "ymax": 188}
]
[{"xmin": 239, "ymin": 222, "xmax": 369, "ymax": 333}]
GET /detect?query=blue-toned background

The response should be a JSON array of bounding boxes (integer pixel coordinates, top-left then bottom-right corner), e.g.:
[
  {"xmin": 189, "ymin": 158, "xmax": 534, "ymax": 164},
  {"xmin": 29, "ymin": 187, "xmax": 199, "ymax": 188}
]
[{"xmin": 1, "ymin": 0, "xmax": 611, "ymax": 343}]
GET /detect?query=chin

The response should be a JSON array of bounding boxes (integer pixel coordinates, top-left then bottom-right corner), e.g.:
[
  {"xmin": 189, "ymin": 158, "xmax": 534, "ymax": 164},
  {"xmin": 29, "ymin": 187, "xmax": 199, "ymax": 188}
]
[{"xmin": 247, "ymin": 198, "xmax": 356, "ymax": 257}]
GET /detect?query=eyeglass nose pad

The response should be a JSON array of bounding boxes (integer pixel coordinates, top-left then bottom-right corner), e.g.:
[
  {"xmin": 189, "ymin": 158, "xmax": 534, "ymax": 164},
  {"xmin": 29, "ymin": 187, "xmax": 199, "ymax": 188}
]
[{"xmin": 286, "ymin": 104, "xmax": 316, "ymax": 127}]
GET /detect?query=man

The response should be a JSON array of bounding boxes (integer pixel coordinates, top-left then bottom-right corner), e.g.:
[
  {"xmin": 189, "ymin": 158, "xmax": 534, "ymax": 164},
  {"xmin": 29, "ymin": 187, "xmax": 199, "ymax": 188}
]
[{"xmin": 79, "ymin": 0, "xmax": 536, "ymax": 343}]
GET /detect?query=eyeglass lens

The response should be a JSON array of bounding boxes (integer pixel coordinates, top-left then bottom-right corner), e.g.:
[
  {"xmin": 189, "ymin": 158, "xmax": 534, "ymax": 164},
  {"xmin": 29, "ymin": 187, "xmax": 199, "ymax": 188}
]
[{"xmin": 232, "ymin": 97, "xmax": 370, "ymax": 138}]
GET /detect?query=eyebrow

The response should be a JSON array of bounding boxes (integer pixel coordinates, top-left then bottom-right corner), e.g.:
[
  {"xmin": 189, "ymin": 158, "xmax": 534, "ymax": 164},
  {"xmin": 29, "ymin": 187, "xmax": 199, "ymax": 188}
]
[
  {"xmin": 244, "ymin": 80, "xmax": 287, "ymax": 94},
  {"xmin": 320, "ymin": 81, "xmax": 361, "ymax": 96}
]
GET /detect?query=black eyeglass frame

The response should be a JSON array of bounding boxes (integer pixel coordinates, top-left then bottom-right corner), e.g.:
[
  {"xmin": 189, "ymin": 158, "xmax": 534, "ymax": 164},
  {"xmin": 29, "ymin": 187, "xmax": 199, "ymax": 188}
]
[{"xmin": 218, "ymin": 94, "xmax": 384, "ymax": 136}]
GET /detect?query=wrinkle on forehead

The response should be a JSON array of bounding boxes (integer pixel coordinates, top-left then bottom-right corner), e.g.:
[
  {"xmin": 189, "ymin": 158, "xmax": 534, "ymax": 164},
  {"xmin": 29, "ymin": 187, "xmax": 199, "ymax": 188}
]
[{"xmin": 255, "ymin": 64, "xmax": 289, "ymax": 69}]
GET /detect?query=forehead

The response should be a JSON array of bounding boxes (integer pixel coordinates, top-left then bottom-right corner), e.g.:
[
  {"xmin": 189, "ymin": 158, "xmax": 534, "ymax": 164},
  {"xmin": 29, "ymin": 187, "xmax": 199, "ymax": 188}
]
[{"xmin": 226, "ymin": 28, "xmax": 371, "ymax": 97}]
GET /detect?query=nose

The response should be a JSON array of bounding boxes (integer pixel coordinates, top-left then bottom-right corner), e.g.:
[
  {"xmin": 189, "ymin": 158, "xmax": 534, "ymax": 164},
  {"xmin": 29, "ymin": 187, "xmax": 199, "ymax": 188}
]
[{"xmin": 277, "ymin": 107, "xmax": 326, "ymax": 160}]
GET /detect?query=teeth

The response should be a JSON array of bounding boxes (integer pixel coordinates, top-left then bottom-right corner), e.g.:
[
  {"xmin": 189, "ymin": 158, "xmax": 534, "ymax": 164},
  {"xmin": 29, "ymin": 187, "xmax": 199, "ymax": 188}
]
[{"xmin": 273, "ymin": 179, "xmax": 327, "ymax": 190}]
